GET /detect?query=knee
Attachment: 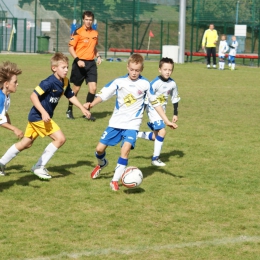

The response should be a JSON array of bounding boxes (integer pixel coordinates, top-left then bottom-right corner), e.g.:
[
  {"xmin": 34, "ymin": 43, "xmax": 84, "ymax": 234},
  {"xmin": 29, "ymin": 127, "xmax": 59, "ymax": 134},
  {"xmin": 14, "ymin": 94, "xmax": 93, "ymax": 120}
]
[{"xmin": 57, "ymin": 137, "xmax": 66, "ymax": 147}]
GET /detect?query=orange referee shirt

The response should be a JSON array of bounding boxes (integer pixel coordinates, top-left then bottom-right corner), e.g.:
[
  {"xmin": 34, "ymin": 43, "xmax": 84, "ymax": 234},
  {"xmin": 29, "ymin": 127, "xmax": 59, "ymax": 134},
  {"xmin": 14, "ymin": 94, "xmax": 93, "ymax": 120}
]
[{"xmin": 69, "ymin": 26, "xmax": 98, "ymax": 60}]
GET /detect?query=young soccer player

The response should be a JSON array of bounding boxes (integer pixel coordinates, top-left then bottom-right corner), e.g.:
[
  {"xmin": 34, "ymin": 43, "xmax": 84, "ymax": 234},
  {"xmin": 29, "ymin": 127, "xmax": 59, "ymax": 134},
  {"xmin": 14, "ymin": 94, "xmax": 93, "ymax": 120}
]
[
  {"xmin": 0, "ymin": 61, "xmax": 23, "ymax": 176},
  {"xmin": 0, "ymin": 53, "xmax": 91, "ymax": 179},
  {"xmin": 228, "ymin": 35, "xmax": 238, "ymax": 70},
  {"xmin": 137, "ymin": 57, "xmax": 180, "ymax": 166},
  {"xmin": 88, "ymin": 54, "xmax": 178, "ymax": 191},
  {"xmin": 218, "ymin": 34, "xmax": 229, "ymax": 70}
]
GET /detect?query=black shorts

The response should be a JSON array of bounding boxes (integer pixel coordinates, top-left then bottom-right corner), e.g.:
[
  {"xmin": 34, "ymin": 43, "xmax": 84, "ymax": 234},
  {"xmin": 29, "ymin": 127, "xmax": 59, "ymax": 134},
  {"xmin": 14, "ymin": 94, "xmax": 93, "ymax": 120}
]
[{"xmin": 70, "ymin": 59, "xmax": 97, "ymax": 86}]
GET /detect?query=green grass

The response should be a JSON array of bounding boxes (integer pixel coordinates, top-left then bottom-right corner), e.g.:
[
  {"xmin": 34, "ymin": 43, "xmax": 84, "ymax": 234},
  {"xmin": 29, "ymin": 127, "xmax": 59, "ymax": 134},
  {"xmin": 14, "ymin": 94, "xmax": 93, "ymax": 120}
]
[{"xmin": 0, "ymin": 54, "xmax": 260, "ymax": 260}]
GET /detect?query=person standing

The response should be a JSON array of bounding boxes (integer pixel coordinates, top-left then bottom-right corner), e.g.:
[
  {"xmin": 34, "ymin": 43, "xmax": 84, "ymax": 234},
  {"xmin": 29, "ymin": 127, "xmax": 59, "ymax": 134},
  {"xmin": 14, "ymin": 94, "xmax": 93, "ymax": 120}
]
[
  {"xmin": 218, "ymin": 34, "xmax": 229, "ymax": 70},
  {"xmin": 228, "ymin": 36, "xmax": 239, "ymax": 70},
  {"xmin": 66, "ymin": 10, "xmax": 101, "ymax": 121},
  {"xmin": 202, "ymin": 24, "xmax": 218, "ymax": 69}
]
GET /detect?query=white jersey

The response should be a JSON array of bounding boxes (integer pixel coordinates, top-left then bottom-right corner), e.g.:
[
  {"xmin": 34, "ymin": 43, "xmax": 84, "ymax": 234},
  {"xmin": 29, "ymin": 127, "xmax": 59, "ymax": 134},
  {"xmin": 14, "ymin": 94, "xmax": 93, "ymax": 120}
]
[
  {"xmin": 96, "ymin": 74, "xmax": 160, "ymax": 130},
  {"xmin": 218, "ymin": 40, "xmax": 229, "ymax": 57},
  {"xmin": 229, "ymin": 40, "xmax": 238, "ymax": 56},
  {"xmin": 146, "ymin": 76, "xmax": 180, "ymax": 123},
  {"xmin": 0, "ymin": 89, "xmax": 10, "ymax": 125}
]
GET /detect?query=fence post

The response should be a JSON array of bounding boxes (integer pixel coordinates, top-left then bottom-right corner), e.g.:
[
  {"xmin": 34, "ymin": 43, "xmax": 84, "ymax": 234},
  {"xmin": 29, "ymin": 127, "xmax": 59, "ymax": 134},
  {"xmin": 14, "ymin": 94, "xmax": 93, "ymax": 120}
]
[
  {"xmin": 131, "ymin": 0, "xmax": 135, "ymax": 54},
  {"xmin": 105, "ymin": 19, "xmax": 108, "ymax": 59},
  {"xmin": 56, "ymin": 19, "xmax": 59, "ymax": 52},
  {"xmin": 160, "ymin": 20, "xmax": 163, "ymax": 59},
  {"xmin": 23, "ymin": 18, "xmax": 26, "ymax": 52},
  {"xmin": 190, "ymin": 0, "xmax": 195, "ymax": 62}
]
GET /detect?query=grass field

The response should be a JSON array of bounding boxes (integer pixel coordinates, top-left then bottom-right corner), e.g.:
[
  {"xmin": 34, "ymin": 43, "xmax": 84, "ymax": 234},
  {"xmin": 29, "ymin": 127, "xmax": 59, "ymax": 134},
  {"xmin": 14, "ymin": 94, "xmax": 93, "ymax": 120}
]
[{"xmin": 0, "ymin": 54, "xmax": 260, "ymax": 260}]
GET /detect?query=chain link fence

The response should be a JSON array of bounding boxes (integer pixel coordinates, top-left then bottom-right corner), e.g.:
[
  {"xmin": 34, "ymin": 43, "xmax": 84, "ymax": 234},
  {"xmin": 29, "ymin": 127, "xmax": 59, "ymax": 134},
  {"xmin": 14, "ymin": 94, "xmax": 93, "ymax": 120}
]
[{"xmin": 0, "ymin": 0, "xmax": 259, "ymax": 64}]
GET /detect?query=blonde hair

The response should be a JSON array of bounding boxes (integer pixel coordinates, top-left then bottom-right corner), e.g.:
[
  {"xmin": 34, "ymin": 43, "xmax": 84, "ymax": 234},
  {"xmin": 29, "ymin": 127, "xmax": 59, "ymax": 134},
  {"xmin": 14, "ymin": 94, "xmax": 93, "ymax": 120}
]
[
  {"xmin": 50, "ymin": 52, "xmax": 69, "ymax": 71},
  {"xmin": 0, "ymin": 61, "xmax": 22, "ymax": 89},
  {"xmin": 128, "ymin": 53, "xmax": 144, "ymax": 70}
]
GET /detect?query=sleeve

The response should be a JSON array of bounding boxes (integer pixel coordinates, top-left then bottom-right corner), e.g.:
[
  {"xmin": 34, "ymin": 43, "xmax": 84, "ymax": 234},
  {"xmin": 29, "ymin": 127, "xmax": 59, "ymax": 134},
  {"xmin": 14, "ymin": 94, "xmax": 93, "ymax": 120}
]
[
  {"xmin": 0, "ymin": 94, "xmax": 8, "ymax": 125},
  {"xmin": 202, "ymin": 30, "xmax": 207, "ymax": 46},
  {"xmin": 147, "ymin": 83, "xmax": 160, "ymax": 108},
  {"xmin": 96, "ymin": 79, "xmax": 118, "ymax": 101},
  {"xmin": 63, "ymin": 77, "xmax": 74, "ymax": 99},
  {"xmin": 171, "ymin": 82, "xmax": 181, "ymax": 104},
  {"xmin": 215, "ymin": 30, "xmax": 219, "ymax": 42},
  {"xmin": 34, "ymin": 79, "xmax": 53, "ymax": 97}
]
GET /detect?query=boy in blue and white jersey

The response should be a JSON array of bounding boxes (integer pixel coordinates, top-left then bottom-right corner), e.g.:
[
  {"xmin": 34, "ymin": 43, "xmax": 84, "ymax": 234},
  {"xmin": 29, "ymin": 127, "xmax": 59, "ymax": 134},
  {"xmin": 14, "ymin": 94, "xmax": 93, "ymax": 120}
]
[
  {"xmin": 0, "ymin": 61, "xmax": 23, "ymax": 176},
  {"xmin": 138, "ymin": 57, "xmax": 180, "ymax": 166},
  {"xmin": 0, "ymin": 53, "xmax": 91, "ymax": 179},
  {"xmin": 88, "ymin": 54, "xmax": 178, "ymax": 191},
  {"xmin": 228, "ymin": 36, "xmax": 238, "ymax": 70},
  {"xmin": 218, "ymin": 34, "xmax": 229, "ymax": 70}
]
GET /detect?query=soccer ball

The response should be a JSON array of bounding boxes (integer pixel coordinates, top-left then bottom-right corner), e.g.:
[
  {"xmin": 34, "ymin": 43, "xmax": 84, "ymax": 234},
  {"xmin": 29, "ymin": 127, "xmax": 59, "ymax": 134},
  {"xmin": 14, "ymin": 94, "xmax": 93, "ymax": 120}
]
[{"xmin": 121, "ymin": 166, "xmax": 143, "ymax": 189}]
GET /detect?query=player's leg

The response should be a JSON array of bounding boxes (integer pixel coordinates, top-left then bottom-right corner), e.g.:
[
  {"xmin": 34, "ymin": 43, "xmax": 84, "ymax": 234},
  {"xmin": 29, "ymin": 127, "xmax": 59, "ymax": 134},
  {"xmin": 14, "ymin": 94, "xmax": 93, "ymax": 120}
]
[
  {"xmin": 0, "ymin": 136, "xmax": 34, "ymax": 176},
  {"xmin": 231, "ymin": 57, "xmax": 236, "ymax": 70},
  {"xmin": 152, "ymin": 127, "xmax": 166, "ymax": 166},
  {"xmin": 206, "ymin": 47, "xmax": 211, "ymax": 68},
  {"xmin": 212, "ymin": 47, "xmax": 217, "ymax": 68},
  {"xmin": 110, "ymin": 141, "xmax": 132, "ymax": 191},
  {"xmin": 228, "ymin": 55, "xmax": 232, "ymax": 68},
  {"xmin": 67, "ymin": 61, "xmax": 85, "ymax": 119},
  {"xmin": 84, "ymin": 60, "xmax": 98, "ymax": 121}
]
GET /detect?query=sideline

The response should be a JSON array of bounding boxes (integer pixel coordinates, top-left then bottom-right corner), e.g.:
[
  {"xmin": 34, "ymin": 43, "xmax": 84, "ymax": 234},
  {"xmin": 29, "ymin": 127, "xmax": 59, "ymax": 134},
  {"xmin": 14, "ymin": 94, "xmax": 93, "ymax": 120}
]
[{"xmin": 17, "ymin": 235, "xmax": 260, "ymax": 260}]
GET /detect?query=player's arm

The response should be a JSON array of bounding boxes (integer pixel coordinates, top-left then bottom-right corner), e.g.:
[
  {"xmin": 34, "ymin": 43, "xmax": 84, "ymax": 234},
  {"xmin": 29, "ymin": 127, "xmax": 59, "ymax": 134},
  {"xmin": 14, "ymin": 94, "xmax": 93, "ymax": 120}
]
[
  {"xmin": 0, "ymin": 113, "xmax": 23, "ymax": 138},
  {"xmin": 154, "ymin": 105, "xmax": 178, "ymax": 129},
  {"xmin": 68, "ymin": 95, "xmax": 91, "ymax": 119},
  {"xmin": 30, "ymin": 92, "xmax": 50, "ymax": 123},
  {"xmin": 94, "ymin": 47, "xmax": 102, "ymax": 65},
  {"xmin": 172, "ymin": 102, "xmax": 178, "ymax": 123}
]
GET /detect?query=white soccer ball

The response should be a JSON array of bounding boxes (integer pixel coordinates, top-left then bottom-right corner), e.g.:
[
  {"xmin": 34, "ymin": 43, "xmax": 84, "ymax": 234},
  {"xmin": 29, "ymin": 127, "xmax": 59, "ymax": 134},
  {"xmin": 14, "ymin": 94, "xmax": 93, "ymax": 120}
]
[{"xmin": 121, "ymin": 166, "xmax": 143, "ymax": 189}]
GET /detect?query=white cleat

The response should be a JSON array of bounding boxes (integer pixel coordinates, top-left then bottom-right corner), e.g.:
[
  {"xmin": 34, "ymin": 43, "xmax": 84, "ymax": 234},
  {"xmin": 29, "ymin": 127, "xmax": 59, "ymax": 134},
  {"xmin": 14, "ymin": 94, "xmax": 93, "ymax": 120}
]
[
  {"xmin": 31, "ymin": 165, "xmax": 52, "ymax": 180},
  {"xmin": 151, "ymin": 158, "xmax": 166, "ymax": 167}
]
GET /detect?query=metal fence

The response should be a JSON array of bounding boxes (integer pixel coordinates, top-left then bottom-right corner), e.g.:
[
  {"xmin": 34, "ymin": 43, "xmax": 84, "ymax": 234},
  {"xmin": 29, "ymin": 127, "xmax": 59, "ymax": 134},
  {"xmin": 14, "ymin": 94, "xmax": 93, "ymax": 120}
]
[{"xmin": 0, "ymin": 0, "xmax": 259, "ymax": 64}]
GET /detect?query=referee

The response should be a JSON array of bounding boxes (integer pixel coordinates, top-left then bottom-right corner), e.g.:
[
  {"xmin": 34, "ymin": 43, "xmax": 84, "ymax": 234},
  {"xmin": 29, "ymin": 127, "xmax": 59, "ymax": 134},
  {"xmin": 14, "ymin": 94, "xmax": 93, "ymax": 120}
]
[{"xmin": 66, "ymin": 10, "xmax": 101, "ymax": 121}]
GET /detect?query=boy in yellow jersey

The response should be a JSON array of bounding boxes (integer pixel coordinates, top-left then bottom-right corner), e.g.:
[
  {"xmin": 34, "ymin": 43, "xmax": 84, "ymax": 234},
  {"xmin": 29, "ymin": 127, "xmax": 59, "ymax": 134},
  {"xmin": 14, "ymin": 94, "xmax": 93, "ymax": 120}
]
[
  {"xmin": 202, "ymin": 24, "xmax": 218, "ymax": 69},
  {"xmin": 0, "ymin": 53, "xmax": 91, "ymax": 179}
]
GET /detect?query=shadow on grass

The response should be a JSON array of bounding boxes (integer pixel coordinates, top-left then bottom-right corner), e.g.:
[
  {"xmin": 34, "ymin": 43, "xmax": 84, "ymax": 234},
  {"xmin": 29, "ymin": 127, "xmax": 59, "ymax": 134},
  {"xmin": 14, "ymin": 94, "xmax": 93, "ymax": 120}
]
[
  {"xmin": 0, "ymin": 160, "xmax": 94, "ymax": 192},
  {"xmin": 123, "ymin": 187, "xmax": 145, "ymax": 194},
  {"xmin": 69, "ymin": 110, "xmax": 112, "ymax": 120}
]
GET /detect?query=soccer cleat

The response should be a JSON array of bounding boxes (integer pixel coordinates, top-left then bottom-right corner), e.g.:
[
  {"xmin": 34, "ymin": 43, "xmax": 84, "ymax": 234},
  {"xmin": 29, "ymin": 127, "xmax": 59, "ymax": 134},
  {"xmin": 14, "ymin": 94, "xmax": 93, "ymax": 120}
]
[
  {"xmin": 110, "ymin": 181, "xmax": 119, "ymax": 191},
  {"xmin": 66, "ymin": 110, "xmax": 75, "ymax": 119},
  {"xmin": 31, "ymin": 165, "xmax": 52, "ymax": 180},
  {"xmin": 207, "ymin": 64, "xmax": 210, "ymax": 69},
  {"xmin": 90, "ymin": 159, "xmax": 109, "ymax": 179},
  {"xmin": 83, "ymin": 114, "xmax": 96, "ymax": 121},
  {"xmin": 213, "ymin": 65, "xmax": 217, "ymax": 69},
  {"xmin": 151, "ymin": 158, "xmax": 166, "ymax": 167},
  {"xmin": 0, "ymin": 162, "xmax": 6, "ymax": 176}
]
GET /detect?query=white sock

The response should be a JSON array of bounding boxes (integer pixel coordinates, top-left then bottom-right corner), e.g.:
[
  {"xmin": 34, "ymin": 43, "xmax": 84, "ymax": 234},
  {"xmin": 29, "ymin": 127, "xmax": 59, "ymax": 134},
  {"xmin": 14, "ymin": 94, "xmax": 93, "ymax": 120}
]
[
  {"xmin": 232, "ymin": 63, "xmax": 235, "ymax": 70},
  {"xmin": 137, "ymin": 131, "xmax": 153, "ymax": 140},
  {"xmin": 153, "ymin": 135, "xmax": 164, "ymax": 158},
  {"xmin": 112, "ymin": 157, "xmax": 128, "ymax": 182},
  {"xmin": 0, "ymin": 144, "xmax": 20, "ymax": 165},
  {"xmin": 35, "ymin": 143, "xmax": 58, "ymax": 167},
  {"xmin": 95, "ymin": 152, "xmax": 106, "ymax": 166}
]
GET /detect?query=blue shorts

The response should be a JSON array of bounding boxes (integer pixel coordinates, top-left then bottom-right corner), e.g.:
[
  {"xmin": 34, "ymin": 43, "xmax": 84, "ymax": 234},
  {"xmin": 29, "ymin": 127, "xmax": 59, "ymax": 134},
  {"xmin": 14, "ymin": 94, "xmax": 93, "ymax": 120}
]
[
  {"xmin": 99, "ymin": 127, "xmax": 138, "ymax": 149},
  {"xmin": 147, "ymin": 120, "xmax": 165, "ymax": 131},
  {"xmin": 228, "ymin": 55, "xmax": 235, "ymax": 63}
]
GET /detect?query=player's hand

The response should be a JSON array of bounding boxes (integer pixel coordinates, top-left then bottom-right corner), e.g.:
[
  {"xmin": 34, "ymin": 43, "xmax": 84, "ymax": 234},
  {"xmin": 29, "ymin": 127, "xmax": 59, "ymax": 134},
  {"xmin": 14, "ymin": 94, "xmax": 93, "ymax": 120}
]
[
  {"xmin": 96, "ymin": 57, "xmax": 102, "ymax": 65},
  {"xmin": 13, "ymin": 128, "xmax": 24, "ymax": 139},
  {"xmin": 83, "ymin": 102, "xmax": 91, "ymax": 110},
  {"xmin": 172, "ymin": 115, "xmax": 178, "ymax": 123},
  {"xmin": 166, "ymin": 121, "xmax": 178, "ymax": 129},
  {"xmin": 41, "ymin": 111, "xmax": 51, "ymax": 122},
  {"xmin": 82, "ymin": 108, "xmax": 91, "ymax": 119},
  {"xmin": 77, "ymin": 60, "xmax": 85, "ymax": 68}
]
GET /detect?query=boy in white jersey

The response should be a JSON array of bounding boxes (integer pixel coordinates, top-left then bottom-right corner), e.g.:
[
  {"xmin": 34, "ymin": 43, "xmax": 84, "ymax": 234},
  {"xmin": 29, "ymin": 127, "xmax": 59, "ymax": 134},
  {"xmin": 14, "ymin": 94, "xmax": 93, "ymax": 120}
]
[
  {"xmin": 218, "ymin": 34, "xmax": 229, "ymax": 70},
  {"xmin": 228, "ymin": 35, "xmax": 238, "ymax": 70},
  {"xmin": 88, "ymin": 54, "xmax": 178, "ymax": 191},
  {"xmin": 137, "ymin": 57, "xmax": 180, "ymax": 166},
  {"xmin": 0, "ymin": 61, "xmax": 23, "ymax": 176},
  {"xmin": 0, "ymin": 53, "xmax": 91, "ymax": 179}
]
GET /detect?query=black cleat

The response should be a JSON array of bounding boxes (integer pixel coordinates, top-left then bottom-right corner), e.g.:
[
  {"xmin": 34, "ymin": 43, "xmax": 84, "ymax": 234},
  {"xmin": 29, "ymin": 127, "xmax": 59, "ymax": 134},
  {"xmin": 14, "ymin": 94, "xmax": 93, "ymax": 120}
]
[
  {"xmin": 66, "ymin": 110, "xmax": 75, "ymax": 119},
  {"xmin": 83, "ymin": 115, "xmax": 96, "ymax": 121}
]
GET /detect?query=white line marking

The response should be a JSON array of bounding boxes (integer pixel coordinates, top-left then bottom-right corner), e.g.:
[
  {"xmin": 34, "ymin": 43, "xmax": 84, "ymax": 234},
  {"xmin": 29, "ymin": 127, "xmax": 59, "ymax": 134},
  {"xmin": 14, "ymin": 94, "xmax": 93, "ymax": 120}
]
[{"xmin": 17, "ymin": 236, "xmax": 260, "ymax": 260}]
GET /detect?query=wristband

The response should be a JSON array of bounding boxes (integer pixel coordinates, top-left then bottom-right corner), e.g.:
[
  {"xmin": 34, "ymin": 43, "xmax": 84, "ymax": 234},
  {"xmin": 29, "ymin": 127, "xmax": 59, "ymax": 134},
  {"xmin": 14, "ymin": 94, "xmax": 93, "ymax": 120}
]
[
  {"xmin": 74, "ymin": 57, "xmax": 80, "ymax": 62},
  {"xmin": 96, "ymin": 55, "xmax": 101, "ymax": 59}
]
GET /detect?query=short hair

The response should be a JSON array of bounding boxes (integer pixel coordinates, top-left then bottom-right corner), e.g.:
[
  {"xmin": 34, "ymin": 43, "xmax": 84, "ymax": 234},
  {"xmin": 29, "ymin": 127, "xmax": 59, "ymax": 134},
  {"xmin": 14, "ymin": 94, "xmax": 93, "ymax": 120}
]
[
  {"xmin": 221, "ymin": 34, "xmax": 226, "ymax": 39},
  {"xmin": 159, "ymin": 57, "xmax": 174, "ymax": 69},
  {"xmin": 82, "ymin": 11, "xmax": 94, "ymax": 20},
  {"xmin": 50, "ymin": 52, "xmax": 69, "ymax": 70},
  {"xmin": 0, "ymin": 61, "xmax": 22, "ymax": 89},
  {"xmin": 128, "ymin": 54, "xmax": 144, "ymax": 70}
]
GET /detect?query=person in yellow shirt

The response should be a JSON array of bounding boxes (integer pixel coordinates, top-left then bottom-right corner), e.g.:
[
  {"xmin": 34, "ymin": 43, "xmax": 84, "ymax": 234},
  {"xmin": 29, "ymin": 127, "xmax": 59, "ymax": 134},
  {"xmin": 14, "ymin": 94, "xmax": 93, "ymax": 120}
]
[{"xmin": 202, "ymin": 24, "xmax": 218, "ymax": 69}]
